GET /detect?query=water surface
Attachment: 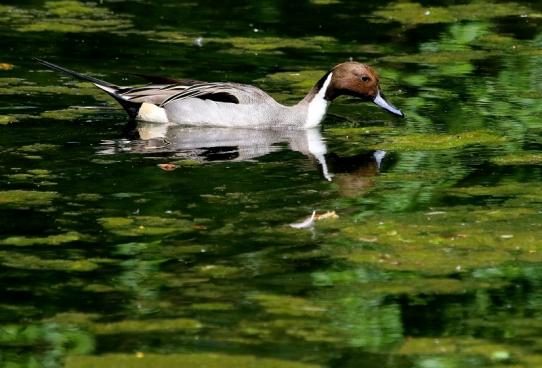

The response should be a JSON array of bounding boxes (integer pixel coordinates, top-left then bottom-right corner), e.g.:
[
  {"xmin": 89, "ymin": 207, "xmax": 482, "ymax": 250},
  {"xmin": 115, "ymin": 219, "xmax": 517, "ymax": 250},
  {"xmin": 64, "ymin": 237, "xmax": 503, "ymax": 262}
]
[{"xmin": 1, "ymin": 1, "xmax": 542, "ymax": 367}]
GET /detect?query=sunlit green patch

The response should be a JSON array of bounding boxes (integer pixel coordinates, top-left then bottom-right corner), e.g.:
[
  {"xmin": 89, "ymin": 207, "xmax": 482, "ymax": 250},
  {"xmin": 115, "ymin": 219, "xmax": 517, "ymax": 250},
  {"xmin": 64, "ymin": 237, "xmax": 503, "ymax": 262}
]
[
  {"xmin": 171, "ymin": 159, "xmax": 200, "ymax": 167},
  {"xmin": 320, "ymin": 203, "xmax": 542, "ymax": 274},
  {"xmin": 446, "ymin": 183, "xmax": 542, "ymax": 198},
  {"xmin": 341, "ymin": 247, "xmax": 513, "ymax": 275},
  {"xmin": 98, "ymin": 216, "xmax": 194, "ymax": 236},
  {"xmin": 310, "ymin": 0, "xmax": 340, "ymax": 4},
  {"xmin": 326, "ymin": 126, "xmax": 395, "ymax": 137},
  {"xmin": 44, "ymin": 312, "xmax": 99, "ymax": 325},
  {"xmin": 91, "ymin": 159, "xmax": 118, "ymax": 165},
  {"xmin": 225, "ymin": 36, "xmax": 336, "ymax": 52},
  {"xmin": 372, "ymin": 2, "xmax": 540, "ymax": 25},
  {"xmin": 6, "ymin": 168, "xmax": 57, "ymax": 185},
  {"xmin": 0, "ymin": 251, "xmax": 99, "ymax": 271},
  {"xmin": 0, "ymin": 190, "xmax": 58, "ymax": 207},
  {"xmin": 381, "ymin": 50, "xmax": 488, "ymax": 65},
  {"xmin": 0, "ymin": 77, "xmax": 27, "ymax": 87},
  {"xmin": 474, "ymin": 33, "xmax": 520, "ymax": 50},
  {"xmin": 82, "ymin": 283, "xmax": 117, "ymax": 293},
  {"xmin": 75, "ymin": 193, "xmax": 103, "ymax": 201},
  {"xmin": 6, "ymin": 173, "xmax": 34, "ymax": 181},
  {"xmin": 40, "ymin": 107, "xmax": 103, "ymax": 120},
  {"xmin": 0, "ymin": 79, "xmax": 110, "ymax": 101},
  {"xmin": 249, "ymin": 293, "xmax": 326, "ymax": 317},
  {"xmin": 396, "ymin": 336, "xmax": 527, "ymax": 364},
  {"xmin": 257, "ymin": 70, "xmax": 327, "ymax": 92},
  {"xmin": 190, "ymin": 302, "xmax": 235, "ymax": 311},
  {"xmin": 147, "ymin": 31, "xmax": 337, "ymax": 53},
  {"xmin": 377, "ymin": 171, "xmax": 445, "ymax": 182},
  {"xmin": 237, "ymin": 318, "xmax": 340, "ymax": 344},
  {"xmin": 491, "ymin": 152, "xmax": 542, "ymax": 165},
  {"xmin": 0, "ymin": 115, "xmax": 17, "ymax": 124},
  {"xmin": 370, "ymin": 131, "xmax": 506, "ymax": 151},
  {"xmin": 65, "ymin": 353, "xmax": 321, "ymax": 368},
  {"xmin": 46, "ymin": 0, "xmax": 95, "ymax": 16},
  {"xmin": 92, "ymin": 318, "xmax": 202, "ymax": 335},
  {"xmin": 0, "ymin": 231, "xmax": 83, "ymax": 246},
  {"xmin": 0, "ymin": 114, "xmax": 37, "ymax": 124},
  {"xmin": 0, "ymin": 1, "xmax": 133, "ymax": 33},
  {"xmin": 312, "ymin": 270, "xmax": 502, "ymax": 295},
  {"xmin": 196, "ymin": 264, "xmax": 241, "ymax": 278},
  {"xmin": 17, "ymin": 143, "xmax": 60, "ymax": 153}
]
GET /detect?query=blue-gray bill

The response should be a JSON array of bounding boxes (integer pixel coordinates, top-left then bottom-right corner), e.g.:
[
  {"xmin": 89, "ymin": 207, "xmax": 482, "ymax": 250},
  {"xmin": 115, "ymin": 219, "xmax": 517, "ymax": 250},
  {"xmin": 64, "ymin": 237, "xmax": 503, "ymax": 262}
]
[{"xmin": 373, "ymin": 90, "xmax": 404, "ymax": 117}]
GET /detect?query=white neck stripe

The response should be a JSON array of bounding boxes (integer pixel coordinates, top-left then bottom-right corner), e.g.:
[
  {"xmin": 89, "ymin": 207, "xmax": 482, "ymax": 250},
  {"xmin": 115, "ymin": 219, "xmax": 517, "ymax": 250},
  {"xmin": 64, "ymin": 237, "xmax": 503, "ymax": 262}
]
[{"xmin": 305, "ymin": 72, "xmax": 332, "ymax": 128}]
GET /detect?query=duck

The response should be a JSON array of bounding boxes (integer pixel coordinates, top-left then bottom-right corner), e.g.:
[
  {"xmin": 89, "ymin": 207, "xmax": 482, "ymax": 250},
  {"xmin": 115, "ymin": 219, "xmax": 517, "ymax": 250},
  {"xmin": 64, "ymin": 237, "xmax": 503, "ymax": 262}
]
[{"xmin": 34, "ymin": 58, "xmax": 404, "ymax": 129}]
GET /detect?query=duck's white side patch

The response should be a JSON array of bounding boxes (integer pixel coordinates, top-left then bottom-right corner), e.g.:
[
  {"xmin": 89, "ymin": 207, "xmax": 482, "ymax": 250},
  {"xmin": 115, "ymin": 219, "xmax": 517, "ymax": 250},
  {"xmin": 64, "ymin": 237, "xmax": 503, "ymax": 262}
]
[
  {"xmin": 305, "ymin": 72, "xmax": 332, "ymax": 128},
  {"xmin": 138, "ymin": 102, "xmax": 169, "ymax": 123}
]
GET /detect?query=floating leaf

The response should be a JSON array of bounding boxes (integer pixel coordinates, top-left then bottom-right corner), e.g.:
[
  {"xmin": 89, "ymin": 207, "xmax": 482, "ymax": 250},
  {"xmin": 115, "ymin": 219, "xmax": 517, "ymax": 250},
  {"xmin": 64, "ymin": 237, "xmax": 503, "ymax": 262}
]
[{"xmin": 0, "ymin": 190, "xmax": 58, "ymax": 207}]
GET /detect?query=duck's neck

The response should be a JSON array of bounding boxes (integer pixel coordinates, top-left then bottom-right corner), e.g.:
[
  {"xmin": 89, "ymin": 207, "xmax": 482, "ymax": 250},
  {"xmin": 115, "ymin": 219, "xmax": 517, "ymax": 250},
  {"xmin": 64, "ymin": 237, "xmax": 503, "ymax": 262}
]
[{"xmin": 298, "ymin": 72, "xmax": 333, "ymax": 128}]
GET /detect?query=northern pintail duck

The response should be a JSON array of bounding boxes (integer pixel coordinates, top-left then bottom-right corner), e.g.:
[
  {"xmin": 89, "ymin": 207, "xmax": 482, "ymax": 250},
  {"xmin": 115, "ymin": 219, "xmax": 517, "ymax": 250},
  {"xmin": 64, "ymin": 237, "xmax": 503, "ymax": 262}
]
[{"xmin": 35, "ymin": 58, "xmax": 403, "ymax": 129}]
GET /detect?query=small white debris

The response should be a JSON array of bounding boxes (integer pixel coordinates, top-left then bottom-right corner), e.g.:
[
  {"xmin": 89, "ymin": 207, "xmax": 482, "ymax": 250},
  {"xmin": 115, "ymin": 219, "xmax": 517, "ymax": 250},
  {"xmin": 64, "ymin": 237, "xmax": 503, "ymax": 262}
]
[
  {"xmin": 500, "ymin": 234, "xmax": 514, "ymax": 239},
  {"xmin": 425, "ymin": 10, "xmax": 431, "ymax": 15},
  {"xmin": 455, "ymin": 265, "xmax": 462, "ymax": 271},
  {"xmin": 290, "ymin": 211, "xmax": 316, "ymax": 229},
  {"xmin": 194, "ymin": 37, "xmax": 204, "ymax": 47},
  {"xmin": 373, "ymin": 150, "xmax": 387, "ymax": 169}
]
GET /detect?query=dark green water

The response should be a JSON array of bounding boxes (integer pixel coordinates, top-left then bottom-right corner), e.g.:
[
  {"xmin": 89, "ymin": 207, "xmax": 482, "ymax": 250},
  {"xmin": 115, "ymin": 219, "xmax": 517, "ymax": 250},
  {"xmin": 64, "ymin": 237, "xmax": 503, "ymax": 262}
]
[{"xmin": 1, "ymin": 1, "xmax": 542, "ymax": 367}]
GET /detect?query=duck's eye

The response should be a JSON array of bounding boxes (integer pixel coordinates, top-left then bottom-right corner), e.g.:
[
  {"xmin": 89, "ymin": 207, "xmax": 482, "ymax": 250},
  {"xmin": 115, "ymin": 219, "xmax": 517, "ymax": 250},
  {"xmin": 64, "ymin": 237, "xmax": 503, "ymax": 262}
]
[{"xmin": 361, "ymin": 76, "xmax": 371, "ymax": 82}]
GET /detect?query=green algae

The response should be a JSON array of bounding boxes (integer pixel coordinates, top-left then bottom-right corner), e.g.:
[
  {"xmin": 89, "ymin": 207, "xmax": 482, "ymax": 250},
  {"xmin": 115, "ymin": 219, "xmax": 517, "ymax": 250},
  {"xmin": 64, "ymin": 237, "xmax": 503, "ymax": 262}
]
[
  {"xmin": 0, "ymin": 79, "xmax": 109, "ymax": 100},
  {"xmin": 98, "ymin": 216, "xmax": 194, "ymax": 236},
  {"xmin": 224, "ymin": 36, "xmax": 336, "ymax": 52},
  {"xmin": 196, "ymin": 264, "xmax": 241, "ymax": 278},
  {"xmin": 310, "ymin": 0, "xmax": 340, "ymax": 4},
  {"xmin": 370, "ymin": 131, "xmax": 506, "ymax": 151},
  {"xmin": 381, "ymin": 50, "xmax": 489, "ymax": 65},
  {"xmin": 190, "ymin": 302, "xmax": 235, "ymax": 311},
  {"xmin": 0, "ymin": 190, "xmax": 58, "ymax": 207},
  {"xmin": 0, "ymin": 2, "xmax": 133, "ymax": 33},
  {"xmin": 492, "ymin": 152, "xmax": 542, "ymax": 166},
  {"xmin": 66, "ymin": 353, "xmax": 321, "ymax": 368},
  {"xmin": 320, "ymin": 202, "xmax": 542, "ymax": 275},
  {"xmin": 446, "ymin": 183, "xmax": 542, "ymax": 204},
  {"xmin": 17, "ymin": 143, "xmax": 60, "ymax": 153},
  {"xmin": 0, "ymin": 115, "xmax": 17, "ymax": 124},
  {"xmin": 45, "ymin": 312, "xmax": 99, "ymax": 325},
  {"xmin": 2, "ymin": 1, "xmax": 542, "ymax": 366},
  {"xmin": 6, "ymin": 168, "xmax": 57, "ymax": 185},
  {"xmin": 326, "ymin": 126, "xmax": 395, "ymax": 137},
  {"xmin": 249, "ymin": 293, "xmax": 326, "ymax": 317},
  {"xmin": 372, "ymin": 2, "xmax": 541, "ymax": 25},
  {"xmin": 395, "ymin": 336, "xmax": 536, "ymax": 365},
  {"xmin": 75, "ymin": 193, "xmax": 103, "ymax": 201},
  {"xmin": 146, "ymin": 31, "xmax": 337, "ymax": 53},
  {"xmin": 92, "ymin": 318, "xmax": 202, "ymax": 335},
  {"xmin": 40, "ymin": 107, "xmax": 103, "ymax": 121},
  {"xmin": 236, "ymin": 318, "xmax": 339, "ymax": 344},
  {"xmin": 0, "ymin": 252, "xmax": 99, "ymax": 271},
  {"xmin": 258, "ymin": 70, "xmax": 327, "ymax": 92},
  {"xmin": 0, "ymin": 231, "xmax": 83, "ymax": 246}
]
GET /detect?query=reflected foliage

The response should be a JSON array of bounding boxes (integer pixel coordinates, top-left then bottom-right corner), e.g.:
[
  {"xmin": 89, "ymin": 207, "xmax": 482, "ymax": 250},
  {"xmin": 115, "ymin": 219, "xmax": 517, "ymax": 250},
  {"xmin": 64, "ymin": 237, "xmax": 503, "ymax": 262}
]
[{"xmin": 1, "ymin": 0, "xmax": 542, "ymax": 367}]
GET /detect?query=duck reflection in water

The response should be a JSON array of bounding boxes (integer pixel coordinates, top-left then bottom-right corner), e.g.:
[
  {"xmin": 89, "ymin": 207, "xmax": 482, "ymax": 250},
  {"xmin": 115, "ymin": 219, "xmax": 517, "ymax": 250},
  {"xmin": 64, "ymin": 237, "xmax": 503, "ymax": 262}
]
[{"xmin": 99, "ymin": 122, "xmax": 388, "ymax": 187}]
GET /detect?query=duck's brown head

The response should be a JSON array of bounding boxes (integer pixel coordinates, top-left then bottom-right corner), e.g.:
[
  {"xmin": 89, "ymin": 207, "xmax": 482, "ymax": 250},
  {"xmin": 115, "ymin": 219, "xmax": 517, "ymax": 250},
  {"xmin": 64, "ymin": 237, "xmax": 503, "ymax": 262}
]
[{"xmin": 324, "ymin": 62, "xmax": 404, "ymax": 117}]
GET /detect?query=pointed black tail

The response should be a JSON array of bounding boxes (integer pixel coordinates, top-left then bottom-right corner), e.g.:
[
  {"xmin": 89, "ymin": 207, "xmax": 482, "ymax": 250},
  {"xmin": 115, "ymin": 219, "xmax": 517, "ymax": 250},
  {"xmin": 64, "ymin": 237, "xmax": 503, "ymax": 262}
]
[{"xmin": 34, "ymin": 58, "xmax": 141, "ymax": 119}]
